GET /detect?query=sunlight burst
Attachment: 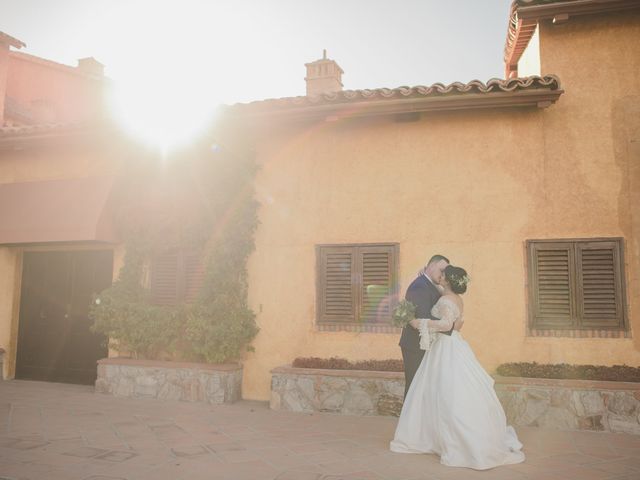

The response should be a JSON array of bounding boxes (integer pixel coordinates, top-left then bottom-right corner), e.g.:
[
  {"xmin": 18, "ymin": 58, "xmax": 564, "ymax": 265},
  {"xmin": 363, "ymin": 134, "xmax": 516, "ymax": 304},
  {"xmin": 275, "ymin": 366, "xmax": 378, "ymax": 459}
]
[
  {"xmin": 105, "ymin": 2, "xmax": 227, "ymax": 153},
  {"xmin": 109, "ymin": 68, "xmax": 218, "ymax": 153}
]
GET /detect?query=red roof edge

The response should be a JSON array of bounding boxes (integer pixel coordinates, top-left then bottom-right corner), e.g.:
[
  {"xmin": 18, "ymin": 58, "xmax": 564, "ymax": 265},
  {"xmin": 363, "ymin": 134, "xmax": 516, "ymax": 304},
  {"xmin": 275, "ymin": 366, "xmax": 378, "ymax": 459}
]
[{"xmin": 503, "ymin": 0, "xmax": 640, "ymax": 78}]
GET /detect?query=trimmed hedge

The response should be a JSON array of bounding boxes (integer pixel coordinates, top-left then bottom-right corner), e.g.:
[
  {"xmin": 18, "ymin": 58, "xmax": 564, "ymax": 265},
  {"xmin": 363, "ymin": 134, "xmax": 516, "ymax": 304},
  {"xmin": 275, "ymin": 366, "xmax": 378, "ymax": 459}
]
[
  {"xmin": 292, "ymin": 357, "xmax": 403, "ymax": 372},
  {"xmin": 496, "ymin": 362, "xmax": 640, "ymax": 383}
]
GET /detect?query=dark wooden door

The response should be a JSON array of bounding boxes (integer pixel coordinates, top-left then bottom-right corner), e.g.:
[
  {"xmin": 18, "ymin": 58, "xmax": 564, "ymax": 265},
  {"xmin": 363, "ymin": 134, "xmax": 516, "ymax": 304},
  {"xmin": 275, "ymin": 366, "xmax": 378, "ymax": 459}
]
[{"xmin": 16, "ymin": 250, "xmax": 113, "ymax": 384}]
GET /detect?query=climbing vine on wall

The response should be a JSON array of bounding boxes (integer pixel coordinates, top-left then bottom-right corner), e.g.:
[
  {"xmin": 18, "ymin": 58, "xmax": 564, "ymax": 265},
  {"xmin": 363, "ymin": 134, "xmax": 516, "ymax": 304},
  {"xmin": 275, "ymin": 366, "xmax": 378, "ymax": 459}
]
[{"xmin": 90, "ymin": 139, "xmax": 260, "ymax": 363}]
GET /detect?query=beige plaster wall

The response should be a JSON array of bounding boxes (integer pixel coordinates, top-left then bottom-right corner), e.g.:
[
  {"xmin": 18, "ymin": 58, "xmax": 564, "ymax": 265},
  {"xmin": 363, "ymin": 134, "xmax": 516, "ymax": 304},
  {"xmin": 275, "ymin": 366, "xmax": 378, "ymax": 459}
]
[{"xmin": 243, "ymin": 12, "xmax": 640, "ymax": 400}]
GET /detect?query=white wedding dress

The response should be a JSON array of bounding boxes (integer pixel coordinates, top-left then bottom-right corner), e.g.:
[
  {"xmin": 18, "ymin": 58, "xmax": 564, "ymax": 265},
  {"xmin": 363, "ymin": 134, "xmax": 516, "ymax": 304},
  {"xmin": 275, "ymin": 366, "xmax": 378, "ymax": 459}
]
[{"xmin": 390, "ymin": 297, "xmax": 525, "ymax": 470}]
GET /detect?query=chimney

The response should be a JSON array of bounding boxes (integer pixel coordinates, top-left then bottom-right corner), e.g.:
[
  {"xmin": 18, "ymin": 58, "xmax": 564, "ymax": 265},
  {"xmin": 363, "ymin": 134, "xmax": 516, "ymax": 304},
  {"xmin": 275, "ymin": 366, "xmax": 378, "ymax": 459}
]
[
  {"xmin": 0, "ymin": 32, "xmax": 25, "ymax": 126},
  {"xmin": 77, "ymin": 57, "xmax": 105, "ymax": 77},
  {"xmin": 304, "ymin": 49, "xmax": 344, "ymax": 96}
]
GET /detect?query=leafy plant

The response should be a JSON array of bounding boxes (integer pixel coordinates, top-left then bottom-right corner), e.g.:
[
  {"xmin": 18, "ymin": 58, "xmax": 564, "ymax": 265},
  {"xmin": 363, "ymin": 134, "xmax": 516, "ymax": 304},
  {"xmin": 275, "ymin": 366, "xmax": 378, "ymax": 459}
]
[{"xmin": 90, "ymin": 140, "xmax": 259, "ymax": 363}]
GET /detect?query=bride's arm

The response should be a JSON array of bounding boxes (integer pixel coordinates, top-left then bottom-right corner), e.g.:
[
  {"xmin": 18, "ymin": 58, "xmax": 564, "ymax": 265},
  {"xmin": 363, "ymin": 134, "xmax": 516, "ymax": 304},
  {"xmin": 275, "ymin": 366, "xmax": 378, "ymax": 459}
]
[
  {"xmin": 409, "ymin": 305, "xmax": 455, "ymax": 332},
  {"xmin": 410, "ymin": 306, "xmax": 456, "ymax": 351},
  {"xmin": 425, "ymin": 315, "xmax": 454, "ymax": 332},
  {"xmin": 453, "ymin": 315, "xmax": 464, "ymax": 331},
  {"xmin": 426, "ymin": 303, "xmax": 455, "ymax": 332}
]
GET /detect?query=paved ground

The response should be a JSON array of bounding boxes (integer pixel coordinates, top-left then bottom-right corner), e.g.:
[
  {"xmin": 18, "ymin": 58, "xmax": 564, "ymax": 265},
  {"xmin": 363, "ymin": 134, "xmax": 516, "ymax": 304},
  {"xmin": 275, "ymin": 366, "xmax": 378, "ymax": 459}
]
[{"xmin": 1, "ymin": 380, "xmax": 640, "ymax": 480}]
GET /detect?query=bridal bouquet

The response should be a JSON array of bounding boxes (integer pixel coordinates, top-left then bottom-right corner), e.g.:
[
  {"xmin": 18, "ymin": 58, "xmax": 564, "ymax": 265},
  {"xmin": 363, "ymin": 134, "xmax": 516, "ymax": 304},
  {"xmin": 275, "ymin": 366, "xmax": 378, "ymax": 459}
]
[{"xmin": 392, "ymin": 299, "xmax": 417, "ymax": 328}]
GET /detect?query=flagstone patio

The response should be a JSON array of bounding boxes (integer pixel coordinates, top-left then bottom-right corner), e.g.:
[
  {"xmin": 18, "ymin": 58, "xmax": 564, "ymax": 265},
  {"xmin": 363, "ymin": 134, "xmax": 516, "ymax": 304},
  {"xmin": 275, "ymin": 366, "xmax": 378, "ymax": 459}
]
[{"xmin": 1, "ymin": 380, "xmax": 639, "ymax": 480}]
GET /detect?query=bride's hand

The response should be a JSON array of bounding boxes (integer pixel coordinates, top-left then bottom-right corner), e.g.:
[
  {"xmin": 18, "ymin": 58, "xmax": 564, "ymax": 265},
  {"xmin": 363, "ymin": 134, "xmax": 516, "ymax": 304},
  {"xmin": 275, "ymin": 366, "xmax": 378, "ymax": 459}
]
[{"xmin": 409, "ymin": 319, "xmax": 422, "ymax": 329}]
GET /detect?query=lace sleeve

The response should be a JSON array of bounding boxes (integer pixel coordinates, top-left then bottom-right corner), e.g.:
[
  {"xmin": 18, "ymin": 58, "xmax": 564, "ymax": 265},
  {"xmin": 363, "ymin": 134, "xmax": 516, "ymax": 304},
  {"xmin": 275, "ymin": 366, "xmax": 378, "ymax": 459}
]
[
  {"xmin": 426, "ymin": 301, "xmax": 456, "ymax": 332},
  {"xmin": 417, "ymin": 319, "xmax": 436, "ymax": 351},
  {"xmin": 417, "ymin": 299, "xmax": 459, "ymax": 350}
]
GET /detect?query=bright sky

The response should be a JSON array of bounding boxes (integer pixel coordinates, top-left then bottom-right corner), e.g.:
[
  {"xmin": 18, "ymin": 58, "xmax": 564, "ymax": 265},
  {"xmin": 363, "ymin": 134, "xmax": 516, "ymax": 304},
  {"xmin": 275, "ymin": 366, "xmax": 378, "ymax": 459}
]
[{"xmin": 1, "ymin": 0, "xmax": 514, "ymax": 148}]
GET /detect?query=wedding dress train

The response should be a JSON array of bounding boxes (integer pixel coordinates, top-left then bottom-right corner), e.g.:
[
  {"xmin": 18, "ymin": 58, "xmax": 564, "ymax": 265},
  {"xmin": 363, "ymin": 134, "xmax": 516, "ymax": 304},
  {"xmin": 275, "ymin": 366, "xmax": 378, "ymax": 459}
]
[{"xmin": 390, "ymin": 297, "xmax": 525, "ymax": 470}]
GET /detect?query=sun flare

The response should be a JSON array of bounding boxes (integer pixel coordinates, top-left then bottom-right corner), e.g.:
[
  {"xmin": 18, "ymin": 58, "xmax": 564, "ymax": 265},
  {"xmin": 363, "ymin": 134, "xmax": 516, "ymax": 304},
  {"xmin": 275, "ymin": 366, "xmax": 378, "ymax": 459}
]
[
  {"xmin": 109, "ymin": 68, "xmax": 219, "ymax": 153},
  {"xmin": 104, "ymin": 2, "xmax": 231, "ymax": 153}
]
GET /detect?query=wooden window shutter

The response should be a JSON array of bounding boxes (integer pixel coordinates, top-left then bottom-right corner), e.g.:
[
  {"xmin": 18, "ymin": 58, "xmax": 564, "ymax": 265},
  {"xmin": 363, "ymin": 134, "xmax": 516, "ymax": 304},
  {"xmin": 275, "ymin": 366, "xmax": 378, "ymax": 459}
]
[
  {"xmin": 528, "ymin": 238, "xmax": 627, "ymax": 332},
  {"xmin": 317, "ymin": 246, "xmax": 356, "ymax": 323},
  {"xmin": 183, "ymin": 251, "xmax": 205, "ymax": 303},
  {"xmin": 151, "ymin": 249, "xmax": 204, "ymax": 305},
  {"xmin": 529, "ymin": 242, "xmax": 575, "ymax": 328},
  {"xmin": 576, "ymin": 241, "xmax": 624, "ymax": 329},
  {"xmin": 151, "ymin": 251, "xmax": 180, "ymax": 305},
  {"xmin": 358, "ymin": 245, "xmax": 396, "ymax": 323}
]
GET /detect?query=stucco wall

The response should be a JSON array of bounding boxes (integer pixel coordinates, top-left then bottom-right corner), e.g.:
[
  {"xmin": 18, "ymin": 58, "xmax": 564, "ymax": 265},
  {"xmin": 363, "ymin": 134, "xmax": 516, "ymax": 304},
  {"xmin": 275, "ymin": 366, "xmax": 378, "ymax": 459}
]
[{"xmin": 242, "ymin": 12, "xmax": 640, "ymax": 401}]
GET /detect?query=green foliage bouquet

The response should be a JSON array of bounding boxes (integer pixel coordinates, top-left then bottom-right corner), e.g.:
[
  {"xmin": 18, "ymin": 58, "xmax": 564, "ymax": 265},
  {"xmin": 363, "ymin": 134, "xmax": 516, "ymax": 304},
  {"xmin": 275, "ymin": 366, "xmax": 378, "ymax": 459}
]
[{"xmin": 392, "ymin": 299, "xmax": 417, "ymax": 328}]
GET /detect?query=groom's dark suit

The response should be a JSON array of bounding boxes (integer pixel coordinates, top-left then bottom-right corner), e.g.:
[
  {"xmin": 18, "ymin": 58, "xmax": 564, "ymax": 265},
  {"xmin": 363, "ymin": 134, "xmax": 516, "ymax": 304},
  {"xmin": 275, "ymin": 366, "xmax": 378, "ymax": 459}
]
[{"xmin": 399, "ymin": 273, "xmax": 441, "ymax": 398}]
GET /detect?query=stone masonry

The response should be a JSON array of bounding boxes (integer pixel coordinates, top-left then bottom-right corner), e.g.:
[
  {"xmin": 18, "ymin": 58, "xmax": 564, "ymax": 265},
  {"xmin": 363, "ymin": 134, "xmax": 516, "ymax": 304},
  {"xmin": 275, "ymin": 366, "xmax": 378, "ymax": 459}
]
[
  {"xmin": 494, "ymin": 376, "xmax": 640, "ymax": 435},
  {"xmin": 96, "ymin": 358, "xmax": 242, "ymax": 404},
  {"xmin": 271, "ymin": 367, "xmax": 640, "ymax": 435},
  {"xmin": 270, "ymin": 366, "xmax": 405, "ymax": 416}
]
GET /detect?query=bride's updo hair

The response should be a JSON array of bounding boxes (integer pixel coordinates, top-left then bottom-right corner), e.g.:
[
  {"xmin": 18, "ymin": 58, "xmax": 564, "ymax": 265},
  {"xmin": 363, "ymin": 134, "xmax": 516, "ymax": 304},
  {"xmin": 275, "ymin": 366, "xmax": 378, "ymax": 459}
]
[{"xmin": 444, "ymin": 265, "xmax": 470, "ymax": 294}]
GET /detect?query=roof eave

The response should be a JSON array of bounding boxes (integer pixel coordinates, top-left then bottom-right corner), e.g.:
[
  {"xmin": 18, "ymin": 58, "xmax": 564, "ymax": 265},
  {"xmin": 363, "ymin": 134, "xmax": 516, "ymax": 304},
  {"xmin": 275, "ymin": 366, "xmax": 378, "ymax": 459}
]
[
  {"xmin": 504, "ymin": 0, "xmax": 640, "ymax": 77},
  {"xmin": 517, "ymin": 0, "xmax": 640, "ymax": 21},
  {"xmin": 227, "ymin": 87, "xmax": 565, "ymax": 123}
]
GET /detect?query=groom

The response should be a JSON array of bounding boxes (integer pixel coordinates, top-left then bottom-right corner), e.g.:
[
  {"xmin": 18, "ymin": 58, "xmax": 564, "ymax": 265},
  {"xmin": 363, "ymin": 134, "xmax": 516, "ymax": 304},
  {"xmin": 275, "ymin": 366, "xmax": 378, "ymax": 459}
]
[{"xmin": 399, "ymin": 254, "xmax": 449, "ymax": 398}]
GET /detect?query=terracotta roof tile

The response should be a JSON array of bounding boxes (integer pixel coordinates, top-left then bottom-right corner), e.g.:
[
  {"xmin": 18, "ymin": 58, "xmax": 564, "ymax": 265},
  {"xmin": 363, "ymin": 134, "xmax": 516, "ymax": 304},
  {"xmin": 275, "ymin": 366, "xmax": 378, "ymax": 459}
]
[
  {"xmin": 237, "ymin": 76, "xmax": 561, "ymax": 107},
  {"xmin": 0, "ymin": 77, "xmax": 563, "ymax": 141},
  {"xmin": 227, "ymin": 75, "xmax": 563, "ymax": 119}
]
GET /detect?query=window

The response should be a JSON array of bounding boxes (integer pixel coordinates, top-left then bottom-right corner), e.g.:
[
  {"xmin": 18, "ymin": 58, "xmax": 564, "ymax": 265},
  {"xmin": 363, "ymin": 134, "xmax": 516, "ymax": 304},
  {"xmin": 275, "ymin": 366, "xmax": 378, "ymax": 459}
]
[
  {"xmin": 316, "ymin": 243, "xmax": 399, "ymax": 330},
  {"xmin": 527, "ymin": 238, "xmax": 627, "ymax": 333},
  {"xmin": 150, "ymin": 249, "xmax": 205, "ymax": 305}
]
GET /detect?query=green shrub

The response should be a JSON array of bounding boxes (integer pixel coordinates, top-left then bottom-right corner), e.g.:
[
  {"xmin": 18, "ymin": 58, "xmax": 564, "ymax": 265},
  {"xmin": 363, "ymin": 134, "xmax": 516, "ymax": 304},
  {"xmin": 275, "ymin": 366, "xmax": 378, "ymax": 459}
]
[{"xmin": 182, "ymin": 301, "xmax": 256, "ymax": 363}]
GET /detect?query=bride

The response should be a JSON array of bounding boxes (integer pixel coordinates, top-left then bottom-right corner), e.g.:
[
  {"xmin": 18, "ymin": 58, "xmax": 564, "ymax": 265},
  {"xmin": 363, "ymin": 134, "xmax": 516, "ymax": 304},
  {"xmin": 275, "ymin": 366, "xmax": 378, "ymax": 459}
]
[{"xmin": 390, "ymin": 265, "xmax": 525, "ymax": 470}]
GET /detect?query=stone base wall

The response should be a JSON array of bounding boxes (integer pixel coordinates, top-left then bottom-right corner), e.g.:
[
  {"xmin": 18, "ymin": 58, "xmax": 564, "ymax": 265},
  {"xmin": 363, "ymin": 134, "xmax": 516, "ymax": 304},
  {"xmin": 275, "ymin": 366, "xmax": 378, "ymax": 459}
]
[
  {"xmin": 96, "ymin": 358, "xmax": 242, "ymax": 404},
  {"xmin": 270, "ymin": 366, "xmax": 404, "ymax": 416},
  {"xmin": 270, "ymin": 367, "xmax": 640, "ymax": 435},
  {"xmin": 494, "ymin": 376, "xmax": 640, "ymax": 435}
]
